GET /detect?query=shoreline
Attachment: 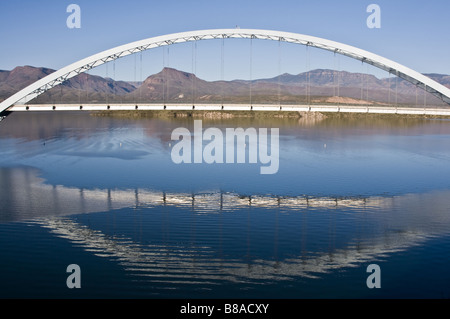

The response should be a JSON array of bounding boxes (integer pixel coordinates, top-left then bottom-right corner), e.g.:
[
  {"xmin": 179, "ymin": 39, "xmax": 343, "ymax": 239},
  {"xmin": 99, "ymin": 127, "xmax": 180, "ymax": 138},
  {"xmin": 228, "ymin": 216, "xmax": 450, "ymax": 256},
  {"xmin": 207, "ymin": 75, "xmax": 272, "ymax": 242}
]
[
  {"xmin": 91, "ymin": 110, "xmax": 303, "ymax": 119},
  {"xmin": 90, "ymin": 109, "xmax": 450, "ymax": 121}
]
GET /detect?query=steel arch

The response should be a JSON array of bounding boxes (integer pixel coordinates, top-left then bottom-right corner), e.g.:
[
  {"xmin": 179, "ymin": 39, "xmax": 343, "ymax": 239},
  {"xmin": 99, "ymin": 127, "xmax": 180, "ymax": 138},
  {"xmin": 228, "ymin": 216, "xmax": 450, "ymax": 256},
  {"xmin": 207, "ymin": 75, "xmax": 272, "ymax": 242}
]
[{"xmin": 1, "ymin": 28, "xmax": 450, "ymax": 113}]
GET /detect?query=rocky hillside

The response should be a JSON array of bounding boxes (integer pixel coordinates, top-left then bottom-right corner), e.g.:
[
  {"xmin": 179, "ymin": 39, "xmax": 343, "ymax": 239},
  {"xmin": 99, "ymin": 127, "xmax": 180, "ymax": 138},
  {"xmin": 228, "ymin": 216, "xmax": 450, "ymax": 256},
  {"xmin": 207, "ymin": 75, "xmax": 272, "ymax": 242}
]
[
  {"xmin": 0, "ymin": 66, "xmax": 137, "ymax": 103},
  {"xmin": 1, "ymin": 66, "xmax": 449, "ymax": 106}
]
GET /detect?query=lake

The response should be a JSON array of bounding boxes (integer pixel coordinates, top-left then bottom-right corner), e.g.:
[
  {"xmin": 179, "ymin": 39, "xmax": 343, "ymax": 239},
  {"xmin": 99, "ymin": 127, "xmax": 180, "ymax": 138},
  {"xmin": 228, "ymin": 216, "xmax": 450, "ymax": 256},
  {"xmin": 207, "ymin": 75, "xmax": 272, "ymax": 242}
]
[{"xmin": 0, "ymin": 111, "xmax": 449, "ymax": 299}]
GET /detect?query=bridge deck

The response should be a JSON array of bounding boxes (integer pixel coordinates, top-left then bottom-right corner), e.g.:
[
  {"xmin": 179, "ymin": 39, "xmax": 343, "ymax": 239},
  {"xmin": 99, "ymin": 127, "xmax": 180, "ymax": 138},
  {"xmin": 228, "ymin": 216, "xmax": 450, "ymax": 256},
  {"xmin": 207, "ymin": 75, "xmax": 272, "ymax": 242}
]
[{"xmin": 6, "ymin": 103, "xmax": 450, "ymax": 116}]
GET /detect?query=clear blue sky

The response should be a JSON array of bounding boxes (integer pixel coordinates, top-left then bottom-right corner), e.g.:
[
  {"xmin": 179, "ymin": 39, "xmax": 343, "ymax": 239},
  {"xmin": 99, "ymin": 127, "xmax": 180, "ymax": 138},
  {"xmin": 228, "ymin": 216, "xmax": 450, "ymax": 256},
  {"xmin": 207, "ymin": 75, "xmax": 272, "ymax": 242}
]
[{"xmin": 0, "ymin": 0, "xmax": 449, "ymax": 81}]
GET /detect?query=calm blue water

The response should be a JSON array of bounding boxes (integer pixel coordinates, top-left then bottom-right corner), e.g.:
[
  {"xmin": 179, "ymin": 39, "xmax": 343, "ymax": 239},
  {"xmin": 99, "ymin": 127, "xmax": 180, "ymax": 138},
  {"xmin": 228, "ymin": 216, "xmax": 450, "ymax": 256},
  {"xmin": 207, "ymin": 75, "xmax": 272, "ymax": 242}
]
[{"xmin": 0, "ymin": 112, "xmax": 449, "ymax": 299}]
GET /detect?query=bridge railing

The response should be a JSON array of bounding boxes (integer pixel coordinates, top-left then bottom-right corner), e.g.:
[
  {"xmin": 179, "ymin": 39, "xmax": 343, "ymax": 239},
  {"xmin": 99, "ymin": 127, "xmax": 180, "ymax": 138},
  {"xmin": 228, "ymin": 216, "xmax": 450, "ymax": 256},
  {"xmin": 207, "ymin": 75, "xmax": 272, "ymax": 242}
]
[{"xmin": 6, "ymin": 103, "xmax": 450, "ymax": 116}]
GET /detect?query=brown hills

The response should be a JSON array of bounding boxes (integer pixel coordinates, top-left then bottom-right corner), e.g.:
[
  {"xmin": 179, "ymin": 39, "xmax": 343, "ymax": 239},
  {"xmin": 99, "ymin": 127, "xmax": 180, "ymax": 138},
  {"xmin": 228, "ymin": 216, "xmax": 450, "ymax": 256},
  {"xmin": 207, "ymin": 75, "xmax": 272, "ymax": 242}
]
[{"xmin": 0, "ymin": 65, "xmax": 449, "ymax": 106}]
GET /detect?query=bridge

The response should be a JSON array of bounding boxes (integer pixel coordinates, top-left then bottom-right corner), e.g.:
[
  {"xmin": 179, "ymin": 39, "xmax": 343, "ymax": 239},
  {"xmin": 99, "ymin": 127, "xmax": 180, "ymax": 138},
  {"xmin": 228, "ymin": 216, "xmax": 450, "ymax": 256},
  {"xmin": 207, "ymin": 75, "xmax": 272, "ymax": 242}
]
[
  {"xmin": 1, "ymin": 28, "xmax": 450, "ymax": 118},
  {"xmin": 7, "ymin": 103, "xmax": 450, "ymax": 116}
]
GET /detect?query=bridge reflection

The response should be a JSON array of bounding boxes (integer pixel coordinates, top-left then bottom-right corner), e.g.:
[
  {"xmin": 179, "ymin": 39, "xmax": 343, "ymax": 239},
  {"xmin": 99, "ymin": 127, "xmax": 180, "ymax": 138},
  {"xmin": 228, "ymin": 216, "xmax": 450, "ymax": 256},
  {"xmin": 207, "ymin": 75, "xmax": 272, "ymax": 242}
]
[
  {"xmin": 2, "ymin": 166, "xmax": 450, "ymax": 285},
  {"xmin": 29, "ymin": 213, "xmax": 433, "ymax": 283},
  {"xmin": 1, "ymin": 166, "xmax": 449, "ymax": 222},
  {"xmin": 1, "ymin": 166, "xmax": 393, "ymax": 222}
]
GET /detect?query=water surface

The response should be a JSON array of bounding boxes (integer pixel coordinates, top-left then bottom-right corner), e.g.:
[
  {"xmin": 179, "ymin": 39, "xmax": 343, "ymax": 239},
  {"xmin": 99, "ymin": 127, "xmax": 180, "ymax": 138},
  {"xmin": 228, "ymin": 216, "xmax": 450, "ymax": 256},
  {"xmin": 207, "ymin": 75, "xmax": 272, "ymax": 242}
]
[{"xmin": 0, "ymin": 111, "xmax": 449, "ymax": 298}]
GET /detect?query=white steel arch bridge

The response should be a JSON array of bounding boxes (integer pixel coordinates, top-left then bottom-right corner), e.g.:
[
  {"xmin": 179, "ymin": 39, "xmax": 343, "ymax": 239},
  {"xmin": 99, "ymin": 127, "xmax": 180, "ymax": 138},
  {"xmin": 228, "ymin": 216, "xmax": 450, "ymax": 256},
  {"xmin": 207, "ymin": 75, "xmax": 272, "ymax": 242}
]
[{"xmin": 1, "ymin": 29, "xmax": 450, "ymax": 117}]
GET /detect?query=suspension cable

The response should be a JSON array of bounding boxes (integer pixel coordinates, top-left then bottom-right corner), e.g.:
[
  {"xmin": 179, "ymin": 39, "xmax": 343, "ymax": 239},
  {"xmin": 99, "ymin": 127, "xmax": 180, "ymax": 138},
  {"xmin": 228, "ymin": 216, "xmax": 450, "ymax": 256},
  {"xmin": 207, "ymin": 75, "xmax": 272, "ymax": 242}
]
[
  {"xmin": 192, "ymin": 40, "xmax": 197, "ymax": 106},
  {"xmin": 278, "ymin": 38, "xmax": 281, "ymax": 107},
  {"xmin": 140, "ymin": 50, "xmax": 143, "ymax": 104},
  {"xmin": 134, "ymin": 53, "xmax": 137, "ymax": 105},
  {"xmin": 86, "ymin": 68, "xmax": 89, "ymax": 104},
  {"xmin": 361, "ymin": 61, "xmax": 364, "ymax": 102},
  {"xmin": 221, "ymin": 36, "xmax": 225, "ymax": 107},
  {"xmin": 105, "ymin": 62, "xmax": 109, "ymax": 105},
  {"xmin": 305, "ymin": 44, "xmax": 309, "ymax": 104},
  {"xmin": 333, "ymin": 52, "xmax": 336, "ymax": 98},
  {"xmin": 79, "ymin": 74, "xmax": 82, "ymax": 105},
  {"xmin": 388, "ymin": 71, "xmax": 391, "ymax": 107},
  {"xmin": 113, "ymin": 60, "xmax": 116, "ymax": 104},
  {"xmin": 167, "ymin": 46, "xmax": 170, "ymax": 104},
  {"xmin": 336, "ymin": 52, "xmax": 340, "ymax": 106},
  {"xmin": 424, "ymin": 84, "xmax": 427, "ymax": 108},
  {"xmin": 306, "ymin": 44, "xmax": 310, "ymax": 106},
  {"xmin": 366, "ymin": 64, "xmax": 369, "ymax": 102},
  {"xmin": 250, "ymin": 36, "xmax": 253, "ymax": 107},
  {"xmin": 395, "ymin": 71, "xmax": 398, "ymax": 107},
  {"xmin": 192, "ymin": 41, "xmax": 194, "ymax": 106},
  {"xmin": 163, "ymin": 47, "xmax": 166, "ymax": 106}
]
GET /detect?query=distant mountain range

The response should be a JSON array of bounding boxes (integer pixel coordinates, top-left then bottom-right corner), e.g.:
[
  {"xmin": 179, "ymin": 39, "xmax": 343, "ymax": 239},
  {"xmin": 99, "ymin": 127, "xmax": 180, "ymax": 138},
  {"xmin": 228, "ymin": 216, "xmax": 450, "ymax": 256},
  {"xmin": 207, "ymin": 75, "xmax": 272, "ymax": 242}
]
[
  {"xmin": 0, "ymin": 66, "xmax": 137, "ymax": 104},
  {"xmin": 1, "ymin": 65, "xmax": 449, "ymax": 106}
]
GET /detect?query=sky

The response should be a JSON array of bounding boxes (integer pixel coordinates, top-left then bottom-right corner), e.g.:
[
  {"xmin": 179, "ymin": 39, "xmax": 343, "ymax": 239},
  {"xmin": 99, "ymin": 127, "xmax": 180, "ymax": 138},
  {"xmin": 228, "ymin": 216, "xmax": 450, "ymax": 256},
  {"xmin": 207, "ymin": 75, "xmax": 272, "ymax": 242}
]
[{"xmin": 0, "ymin": 0, "xmax": 449, "ymax": 81}]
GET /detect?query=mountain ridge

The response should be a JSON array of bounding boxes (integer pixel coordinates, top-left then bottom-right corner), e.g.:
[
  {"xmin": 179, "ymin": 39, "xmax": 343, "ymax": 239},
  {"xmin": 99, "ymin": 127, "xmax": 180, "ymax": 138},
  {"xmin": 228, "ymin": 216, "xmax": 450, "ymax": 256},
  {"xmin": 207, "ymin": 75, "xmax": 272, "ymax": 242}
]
[{"xmin": 0, "ymin": 65, "xmax": 449, "ymax": 106}]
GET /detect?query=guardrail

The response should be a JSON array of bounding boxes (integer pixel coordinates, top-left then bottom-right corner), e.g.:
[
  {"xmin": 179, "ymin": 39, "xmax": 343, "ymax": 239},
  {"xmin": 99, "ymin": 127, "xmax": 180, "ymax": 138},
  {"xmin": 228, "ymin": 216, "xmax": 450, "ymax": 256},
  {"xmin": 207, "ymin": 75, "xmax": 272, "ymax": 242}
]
[{"xmin": 7, "ymin": 103, "xmax": 450, "ymax": 116}]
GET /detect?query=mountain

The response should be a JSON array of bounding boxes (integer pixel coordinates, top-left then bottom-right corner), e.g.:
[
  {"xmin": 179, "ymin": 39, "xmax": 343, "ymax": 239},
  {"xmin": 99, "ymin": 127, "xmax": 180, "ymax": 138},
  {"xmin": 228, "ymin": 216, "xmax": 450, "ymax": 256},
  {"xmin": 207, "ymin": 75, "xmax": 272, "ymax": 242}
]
[
  {"xmin": 0, "ymin": 66, "xmax": 55, "ymax": 100},
  {"xmin": 0, "ymin": 66, "xmax": 138, "ymax": 103},
  {"xmin": 254, "ymin": 69, "xmax": 449, "ymax": 105},
  {"xmin": 129, "ymin": 67, "xmax": 249, "ymax": 103},
  {"xmin": 131, "ymin": 68, "xmax": 446, "ymax": 106},
  {"xmin": 1, "ymin": 66, "xmax": 449, "ymax": 106}
]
